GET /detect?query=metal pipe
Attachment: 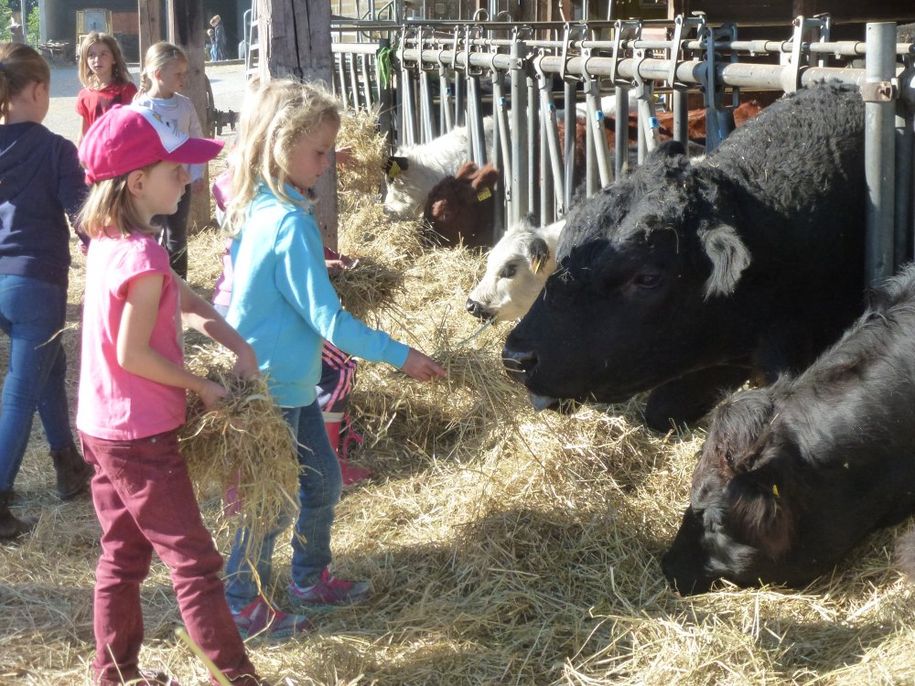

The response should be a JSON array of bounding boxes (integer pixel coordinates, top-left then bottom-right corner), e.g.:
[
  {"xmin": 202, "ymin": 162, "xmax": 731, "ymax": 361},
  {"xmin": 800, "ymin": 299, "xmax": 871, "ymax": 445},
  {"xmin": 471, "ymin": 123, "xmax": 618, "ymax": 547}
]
[
  {"xmin": 672, "ymin": 86, "xmax": 688, "ymax": 145},
  {"xmin": 894, "ymin": 108, "xmax": 913, "ymax": 267},
  {"xmin": 439, "ymin": 65, "xmax": 453, "ymax": 131},
  {"xmin": 337, "ymin": 54, "xmax": 349, "ymax": 109},
  {"xmin": 360, "ymin": 54, "xmax": 373, "ymax": 108},
  {"xmin": 528, "ymin": 72, "xmax": 539, "ymax": 218},
  {"xmin": 864, "ymin": 22, "xmax": 897, "ymax": 284},
  {"xmin": 510, "ymin": 38, "xmax": 529, "ymax": 225},
  {"xmin": 418, "ymin": 69, "xmax": 436, "ymax": 141},
  {"xmin": 347, "ymin": 53, "xmax": 361, "ymax": 109},
  {"xmin": 563, "ymin": 80, "xmax": 576, "ymax": 209},
  {"xmin": 614, "ymin": 84, "xmax": 629, "ymax": 179},
  {"xmin": 468, "ymin": 74, "xmax": 486, "ymax": 164}
]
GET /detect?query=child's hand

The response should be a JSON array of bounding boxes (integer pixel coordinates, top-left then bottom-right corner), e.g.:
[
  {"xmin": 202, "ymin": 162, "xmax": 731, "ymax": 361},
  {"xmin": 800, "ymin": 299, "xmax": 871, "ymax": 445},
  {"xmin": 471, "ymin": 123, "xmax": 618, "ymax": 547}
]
[
  {"xmin": 197, "ymin": 378, "xmax": 228, "ymax": 410},
  {"xmin": 401, "ymin": 348, "xmax": 447, "ymax": 382},
  {"xmin": 191, "ymin": 178, "xmax": 206, "ymax": 194},
  {"xmin": 233, "ymin": 344, "xmax": 260, "ymax": 380}
]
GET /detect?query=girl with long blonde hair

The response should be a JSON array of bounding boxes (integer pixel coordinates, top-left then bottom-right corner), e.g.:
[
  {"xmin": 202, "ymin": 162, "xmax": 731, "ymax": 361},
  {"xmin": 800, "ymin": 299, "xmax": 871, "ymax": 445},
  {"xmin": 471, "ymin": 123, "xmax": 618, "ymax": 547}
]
[{"xmin": 221, "ymin": 79, "xmax": 445, "ymax": 632}]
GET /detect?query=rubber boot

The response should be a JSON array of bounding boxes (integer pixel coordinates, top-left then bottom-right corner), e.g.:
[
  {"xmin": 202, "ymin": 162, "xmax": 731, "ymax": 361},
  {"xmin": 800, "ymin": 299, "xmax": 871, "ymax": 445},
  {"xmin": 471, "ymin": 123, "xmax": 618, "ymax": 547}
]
[
  {"xmin": 326, "ymin": 420, "xmax": 371, "ymax": 488},
  {"xmin": 50, "ymin": 442, "xmax": 93, "ymax": 501},
  {"xmin": 0, "ymin": 490, "xmax": 35, "ymax": 540}
]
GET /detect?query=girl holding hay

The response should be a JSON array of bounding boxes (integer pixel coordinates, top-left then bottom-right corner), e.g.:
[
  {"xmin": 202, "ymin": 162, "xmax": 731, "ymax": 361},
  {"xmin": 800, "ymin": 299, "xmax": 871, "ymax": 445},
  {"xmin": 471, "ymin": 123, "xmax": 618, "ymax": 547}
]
[
  {"xmin": 134, "ymin": 41, "xmax": 207, "ymax": 280},
  {"xmin": 221, "ymin": 79, "xmax": 445, "ymax": 617},
  {"xmin": 76, "ymin": 105, "xmax": 274, "ymax": 685},
  {"xmin": 0, "ymin": 42, "xmax": 94, "ymax": 540}
]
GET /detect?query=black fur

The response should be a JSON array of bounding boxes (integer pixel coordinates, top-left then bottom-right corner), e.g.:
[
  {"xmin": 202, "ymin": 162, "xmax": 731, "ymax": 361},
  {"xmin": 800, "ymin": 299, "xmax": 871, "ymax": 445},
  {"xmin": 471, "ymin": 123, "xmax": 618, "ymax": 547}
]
[
  {"xmin": 663, "ymin": 264, "xmax": 915, "ymax": 594},
  {"xmin": 502, "ymin": 83, "xmax": 867, "ymax": 430}
]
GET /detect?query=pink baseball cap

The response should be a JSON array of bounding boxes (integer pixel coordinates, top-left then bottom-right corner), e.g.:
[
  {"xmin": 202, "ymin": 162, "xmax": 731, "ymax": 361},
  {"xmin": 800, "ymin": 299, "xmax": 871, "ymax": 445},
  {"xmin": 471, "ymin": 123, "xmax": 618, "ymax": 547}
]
[{"xmin": 79, "ymin": 104, "xmax": 224, "ymax": 183}]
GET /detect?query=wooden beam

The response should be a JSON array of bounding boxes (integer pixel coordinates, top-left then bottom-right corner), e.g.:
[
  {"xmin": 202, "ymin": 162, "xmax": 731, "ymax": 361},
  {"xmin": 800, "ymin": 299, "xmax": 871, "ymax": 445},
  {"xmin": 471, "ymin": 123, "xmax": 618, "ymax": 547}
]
[
  {"xmin": 166, "ymin": 0, "xmax": 211, "ymax": 232},
  {"xmin": 137, "ymin": 0, "xmax": 164, "ymax": 69},
  {"xmin": 258, "ymin": 0, "xmax": 338, "ymax": 250}
]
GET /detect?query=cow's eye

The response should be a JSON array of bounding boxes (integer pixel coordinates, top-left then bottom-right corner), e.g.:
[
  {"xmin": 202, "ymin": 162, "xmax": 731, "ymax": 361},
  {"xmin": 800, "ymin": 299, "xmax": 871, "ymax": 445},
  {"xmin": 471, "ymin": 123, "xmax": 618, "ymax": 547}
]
[
  {"xmin": 499, "ymin": 263, "xmax": 518, "ymax": 279},
  {"xmin": 633, "ymin": 272, "xmax": 661, "ymax": 289}
]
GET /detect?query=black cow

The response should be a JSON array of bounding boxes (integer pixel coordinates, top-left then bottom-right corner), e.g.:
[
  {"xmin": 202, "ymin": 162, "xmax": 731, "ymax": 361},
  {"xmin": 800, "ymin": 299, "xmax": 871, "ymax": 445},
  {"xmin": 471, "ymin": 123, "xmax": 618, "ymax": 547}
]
[
  {"xmin": 662, "ymin": 265, "xmax": 915, "ymax": 594},
  {"xmin": 502, "ymin": 82, "xmax": 867, "ymax": 431}
]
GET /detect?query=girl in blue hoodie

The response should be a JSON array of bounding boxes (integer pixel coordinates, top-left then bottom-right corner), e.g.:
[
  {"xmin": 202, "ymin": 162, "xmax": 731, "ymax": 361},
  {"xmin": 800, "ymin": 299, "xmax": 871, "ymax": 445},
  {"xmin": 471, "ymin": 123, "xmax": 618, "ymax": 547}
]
[
  {"xmin": 0, "ymin": 43, "xmax": 93, "ymax": 539},
  {"xmin": 221, "ymin": 79, "xmax": 445, "ymax": 633}
]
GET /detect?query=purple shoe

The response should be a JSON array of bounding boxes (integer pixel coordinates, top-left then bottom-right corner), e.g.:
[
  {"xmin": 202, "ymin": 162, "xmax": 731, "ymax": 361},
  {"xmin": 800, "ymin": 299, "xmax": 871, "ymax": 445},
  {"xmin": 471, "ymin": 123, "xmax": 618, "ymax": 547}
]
[
  {"xmin": 231, "ymin": 596, "xmax": 313, "ymax": 639},
  {"xmin": 288, "ymin": 567, "xmax": 371, "ymax": 606}
]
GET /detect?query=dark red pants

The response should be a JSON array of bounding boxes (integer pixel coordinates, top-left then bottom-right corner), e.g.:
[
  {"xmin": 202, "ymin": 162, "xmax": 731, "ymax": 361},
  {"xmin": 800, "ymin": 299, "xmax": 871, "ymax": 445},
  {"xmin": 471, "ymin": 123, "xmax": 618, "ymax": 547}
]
[{"xmin": 80, "ymin": 429, "xmax": 260, "ymax": 686}]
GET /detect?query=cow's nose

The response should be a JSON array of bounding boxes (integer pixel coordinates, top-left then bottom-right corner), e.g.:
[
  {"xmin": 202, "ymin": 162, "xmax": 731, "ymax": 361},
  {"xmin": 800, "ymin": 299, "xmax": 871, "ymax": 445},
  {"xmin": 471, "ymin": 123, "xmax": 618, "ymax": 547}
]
[
  {"xmin": 466, "ymin": 298, "xmax": 493, "ymax": 320},
  {"xmin": 502, "ymin": 345, "xmax": 537, "ymax": 382}
]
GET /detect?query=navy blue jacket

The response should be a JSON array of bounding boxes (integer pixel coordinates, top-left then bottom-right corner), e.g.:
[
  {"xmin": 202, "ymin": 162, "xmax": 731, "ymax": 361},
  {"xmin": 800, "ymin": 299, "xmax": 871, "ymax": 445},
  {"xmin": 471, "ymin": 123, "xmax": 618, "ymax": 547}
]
[{"xmin": 0, "ymin": 122, "xmax": 86, "ymax": 287}]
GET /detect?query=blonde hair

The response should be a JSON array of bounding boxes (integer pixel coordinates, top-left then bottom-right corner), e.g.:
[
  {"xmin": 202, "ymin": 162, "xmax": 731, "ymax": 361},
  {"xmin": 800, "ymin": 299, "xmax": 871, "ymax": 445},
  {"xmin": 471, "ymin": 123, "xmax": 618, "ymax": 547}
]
[
  {"xmin": 224, "ymin": 79, "xmax": 341, "ymax": 232},
  {"xmin": 78, "ymin": 32, "xmax": 132, "ymax": 89},
  {"xmin": 78, "ymin": 168, "xmax": 160, "ymax": 239},
  {"xmin": 138, "ymin": 41, "xmax": 187, "ymax": 95},
  {"xmin": 0, "ymin": 42, "xmax": 49, "ymax": 120}
]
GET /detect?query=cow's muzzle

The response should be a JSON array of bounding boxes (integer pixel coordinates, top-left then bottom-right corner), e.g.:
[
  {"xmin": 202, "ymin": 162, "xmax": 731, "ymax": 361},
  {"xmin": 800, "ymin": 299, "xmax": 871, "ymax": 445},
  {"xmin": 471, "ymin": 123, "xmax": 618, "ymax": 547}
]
[{"xmin": 465, "ymin": 298, "xmax": 494, "ymax": 321}]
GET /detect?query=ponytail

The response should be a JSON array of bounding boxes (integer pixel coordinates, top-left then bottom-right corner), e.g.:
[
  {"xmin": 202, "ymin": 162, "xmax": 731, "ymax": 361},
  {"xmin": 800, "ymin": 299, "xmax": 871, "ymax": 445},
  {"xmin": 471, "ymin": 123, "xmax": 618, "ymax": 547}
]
[{"xmin": 0, "ymin": 43, "xmax": 50, "ymax": 121}]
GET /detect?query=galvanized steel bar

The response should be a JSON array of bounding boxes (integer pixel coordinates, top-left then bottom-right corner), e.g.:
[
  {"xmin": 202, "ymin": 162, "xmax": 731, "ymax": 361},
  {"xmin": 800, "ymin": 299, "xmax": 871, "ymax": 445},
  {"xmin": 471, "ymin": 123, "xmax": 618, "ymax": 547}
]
[
  {"xmin": 894, "ymin": 107, "xmax": 913, "ymax": 267},
  {"xmin": 614, "ymin": 85, "xmax": 629, "ymax": 178},
  {"xmin": 360, "ymin": 54, "xmax": 373, "ymax": 108},
  {"xmin": 535, "ymin": 60, "xmax": 566, "ymax": 217},
  {"xmin": 864, "ymin": 22, "xmax": 897, "ymax": 284},
  {"xmin": 337, "ymin": 54, "xmax": 349, "ymax": 109},
  {"xmin": 563, "ymin": 80, "xmax": 576, "ymax": 209},
  {"xmin": 509, "ymin": 38, "xmax": 529, "ymax": 225},
  {"xmin": 467, "ymin": 73, "xmax": 486, "ymax": 164},
  {"xmin": 672, "ymin": 86, "xmax": 688, "ymax": 145},
  {"xmin": 439, "ymin": 64, "xmax": 453, "ymax": 131},
  {"xmin": 527, "ymin": 72, "xmax": 539, "ymax": 219},
  {"xmin": 418, "ymin": 69, "xmax": 436, "ymax": 141},
  {"xmin": 347, "ymin": 53, "xmax": 361, "ymax": 109}
]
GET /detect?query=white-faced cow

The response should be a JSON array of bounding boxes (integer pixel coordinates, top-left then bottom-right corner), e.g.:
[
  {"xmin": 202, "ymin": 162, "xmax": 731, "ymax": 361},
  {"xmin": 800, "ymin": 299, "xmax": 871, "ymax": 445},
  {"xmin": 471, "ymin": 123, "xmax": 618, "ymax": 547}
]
[
  {"xmin": 502, "ymin": 82, "xmax": 867, "ymax": 431},
  {"xmin": 663, "ymin": 265, "xmax": 915, "ymax": 594},
  {"xmin": 466, "ymin": 217, "xmax": 565, "ymax": 322},
  {"xmin": 384, "ymin": 117, "xmax": 495, "ymax": 218}
]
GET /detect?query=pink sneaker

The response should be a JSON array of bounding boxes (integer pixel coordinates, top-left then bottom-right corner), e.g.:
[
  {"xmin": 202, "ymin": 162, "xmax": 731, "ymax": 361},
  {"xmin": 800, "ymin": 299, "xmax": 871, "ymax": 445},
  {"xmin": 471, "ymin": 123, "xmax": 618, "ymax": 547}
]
[
  {"xmin": 288, "ymin": 567, "xmax": 371, "ymax": 606},
  {"xmin": 231, "ymin": 597, "xmax": 313, "ymax": 639}
]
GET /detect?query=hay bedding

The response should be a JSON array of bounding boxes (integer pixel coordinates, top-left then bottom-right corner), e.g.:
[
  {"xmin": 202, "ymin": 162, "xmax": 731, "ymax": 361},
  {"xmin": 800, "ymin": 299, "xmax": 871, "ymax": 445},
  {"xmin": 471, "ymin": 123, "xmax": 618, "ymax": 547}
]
[{"xmin": 1, "ymin": 113, "xmax": 914, "ymax": 685}]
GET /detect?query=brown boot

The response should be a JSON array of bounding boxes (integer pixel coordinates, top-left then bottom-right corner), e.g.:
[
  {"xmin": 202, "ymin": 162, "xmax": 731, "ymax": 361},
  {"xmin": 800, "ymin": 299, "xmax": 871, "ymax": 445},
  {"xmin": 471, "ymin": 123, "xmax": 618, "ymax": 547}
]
[
  {"xmin": 0, "ymin": 490, "xmax": 35, "ymax": 539},
  {"xmin": 50, "ymin": 443, "xmax": 93, "ymax": 501}
]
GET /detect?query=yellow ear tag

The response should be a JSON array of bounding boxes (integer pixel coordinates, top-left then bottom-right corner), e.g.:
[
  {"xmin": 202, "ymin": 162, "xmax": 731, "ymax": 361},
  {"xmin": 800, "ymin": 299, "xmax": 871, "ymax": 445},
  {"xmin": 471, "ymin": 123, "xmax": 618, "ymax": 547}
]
[
  {"xmin": 772, "ymin": 484, "xmax": 780, "ymax": 498},
  {"xmin": 476, "ymin": 187, "xmax": 492, "ymax": 202},
  {"xmin": 531, "ymin": 255, "xmax": 545, "ymax": 274},
  {"xmin": 387, "ymin": 160, "xmax": 401, "ymax": 180}
]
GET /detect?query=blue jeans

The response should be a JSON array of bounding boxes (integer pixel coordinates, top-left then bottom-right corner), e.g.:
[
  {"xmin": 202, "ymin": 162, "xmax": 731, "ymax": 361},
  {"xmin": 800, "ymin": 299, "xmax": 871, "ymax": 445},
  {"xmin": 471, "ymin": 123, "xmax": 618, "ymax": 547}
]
[
  {"xmin": 0, "ymin": 275, "xmax": 73, "ymax": 492},
  {"xmin": 224, "ymin": 401, "xmax": 342, "ymax": 610}
]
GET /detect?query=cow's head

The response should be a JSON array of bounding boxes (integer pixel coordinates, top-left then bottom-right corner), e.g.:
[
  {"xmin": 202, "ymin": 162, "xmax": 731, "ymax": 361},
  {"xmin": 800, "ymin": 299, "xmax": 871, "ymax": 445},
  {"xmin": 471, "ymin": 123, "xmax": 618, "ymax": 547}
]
[
  {"xmin": 424, "ymin": 162, "xmax": 499, "ymax": 248},
  {"xmin": 661, "ymin": 386, "xmax": 802, "ymax": 594},
  {"xmin": 382, "ymin": 150, "xmax": 428, "ymax": 217},
  {"xmin": 466, "ymin": 216, "xmax": 562, "ymax": 321},
  {"xmin": 502, "ymin": 141, "xmax": 752, "ymax": 406}
]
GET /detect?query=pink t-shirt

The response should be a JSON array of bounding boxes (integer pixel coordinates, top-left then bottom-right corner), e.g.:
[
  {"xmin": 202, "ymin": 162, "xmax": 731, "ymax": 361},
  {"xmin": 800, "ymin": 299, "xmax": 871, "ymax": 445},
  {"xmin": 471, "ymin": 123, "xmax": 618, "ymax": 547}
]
[{"xmin": 77, "ymin": 231, "xmax": 185, "ymax": 440}]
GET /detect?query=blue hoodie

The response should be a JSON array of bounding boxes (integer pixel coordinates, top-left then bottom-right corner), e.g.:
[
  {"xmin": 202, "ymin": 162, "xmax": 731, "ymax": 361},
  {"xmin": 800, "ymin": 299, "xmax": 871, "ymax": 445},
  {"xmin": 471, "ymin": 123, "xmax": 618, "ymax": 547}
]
[
  {"xmin": 227, "ymin": 184, "xmax": 409, "ymax": 407},
  {"xmin": 0, "ymin": 122, "xmax": 87, "ymax": 287}
]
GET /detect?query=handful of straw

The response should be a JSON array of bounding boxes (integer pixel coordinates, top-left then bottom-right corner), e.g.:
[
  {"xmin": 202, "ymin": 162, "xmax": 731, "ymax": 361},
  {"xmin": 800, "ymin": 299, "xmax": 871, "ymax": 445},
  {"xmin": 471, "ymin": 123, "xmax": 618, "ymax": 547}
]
[{"xmin": 180, "ymin": 347, "xmax": 300, "ymax": 549}]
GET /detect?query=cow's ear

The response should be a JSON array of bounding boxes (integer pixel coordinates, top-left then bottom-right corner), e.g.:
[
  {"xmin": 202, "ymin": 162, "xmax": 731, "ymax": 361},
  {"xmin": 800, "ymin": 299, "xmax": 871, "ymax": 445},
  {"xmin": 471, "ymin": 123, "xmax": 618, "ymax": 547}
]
[
  {"xmin": 652, "ymin": 139, "xmax": 687, "ymax": 160},
  {"xmin": 473, "ymin": 164, "xmax": 500, "ymax": 190},
  {"xmin": 526, "ymin": 236, "xmax": 551, "ymax": 274},
  {"xmin": 699, "ymin": 223, "xmax": 751, "ymax": 298},
  {"xmin": 384, "ymin": 155, "xmax": 409, "ymax": 179},
  {"xmin": 728, "ymin": 462, "xmax": 795, "ymax": 560},
  {"xmin": 455, "ymin": 161, "xmax": 478, "ymax": 180}
]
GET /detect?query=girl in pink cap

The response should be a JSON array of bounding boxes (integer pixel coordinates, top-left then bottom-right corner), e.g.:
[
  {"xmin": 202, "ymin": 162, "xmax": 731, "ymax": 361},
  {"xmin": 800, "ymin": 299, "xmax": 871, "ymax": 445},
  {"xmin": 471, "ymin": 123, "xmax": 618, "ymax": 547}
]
[{"xmin": 77, "ymin": 104, "xmax": 272, "ymax": 686}]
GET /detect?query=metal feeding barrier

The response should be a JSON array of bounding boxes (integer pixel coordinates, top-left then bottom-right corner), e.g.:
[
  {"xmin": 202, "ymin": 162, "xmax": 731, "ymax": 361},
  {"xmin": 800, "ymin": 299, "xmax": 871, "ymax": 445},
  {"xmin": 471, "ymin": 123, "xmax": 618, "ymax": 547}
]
[{"xmin": 330, "ymin": 14, "xmax": 915, "ymax": 285}]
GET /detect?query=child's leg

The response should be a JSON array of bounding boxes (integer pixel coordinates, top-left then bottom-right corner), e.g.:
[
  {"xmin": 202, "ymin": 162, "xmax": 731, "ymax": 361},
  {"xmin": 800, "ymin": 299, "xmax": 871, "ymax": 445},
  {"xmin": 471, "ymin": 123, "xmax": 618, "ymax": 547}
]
[
  {"xmin": 85, "ymin": 430, "xmax": 259, "ymax": 684},
  {"xmin": 162, "ymin": 184, "xmax": 192, "ymax": 279},
  {"xmin": 318, "ymin": 344, "xmax": 368, "ymax": 486},
  {"xmin": 223, "ymin": 518, "xmax": 286, "ymax": 612},
  {"xmin": 81, "ymin": 434, "xmax": 153, "ymax": 684},
  {"xmin": 38, "ymin": 344, "xmax": 92, "ymax": 499},
  {"xmin": 286, "ymin": 403, "xmax": 343, "ymax": 583},
  {"xmin": 0, "ymin": 277, "xmax": 70, "ymax": 494}
]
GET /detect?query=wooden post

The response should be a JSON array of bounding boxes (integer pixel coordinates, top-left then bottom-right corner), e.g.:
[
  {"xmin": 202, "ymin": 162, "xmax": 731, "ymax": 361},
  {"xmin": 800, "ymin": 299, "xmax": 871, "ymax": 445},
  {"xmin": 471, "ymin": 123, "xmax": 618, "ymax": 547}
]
[
  {"xmin": 138, "ymin": 0, "xmax": 164, "ymax": 69},
  {"xmin": 167, "ymin": 0, "xmax": 211, "ymax": 232},
  {"xmin": 258, "ymin": 0, "xmax": 338, "ymax": 249}
]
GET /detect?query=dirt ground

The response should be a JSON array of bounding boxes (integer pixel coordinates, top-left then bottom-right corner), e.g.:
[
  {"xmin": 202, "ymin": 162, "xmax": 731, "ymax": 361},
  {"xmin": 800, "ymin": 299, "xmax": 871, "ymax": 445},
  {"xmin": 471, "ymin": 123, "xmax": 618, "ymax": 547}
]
[{"xmin": 45, "ymin": 61, "xmax": 248, "ymax": 144}]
